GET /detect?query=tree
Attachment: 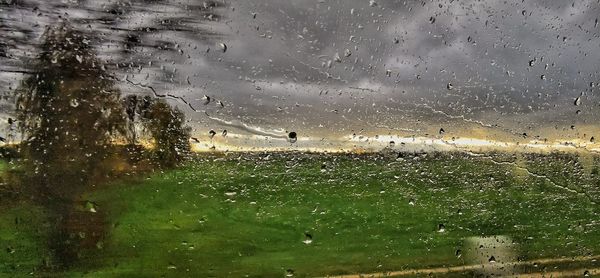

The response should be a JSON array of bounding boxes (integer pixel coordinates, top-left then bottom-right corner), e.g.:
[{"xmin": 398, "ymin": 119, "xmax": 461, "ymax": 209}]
[
  {"xmin": 142, "ymin": 99, "xmax": 191, "ymax": 167},
  {"xmin": 122, "ymin": 94, "xmax": 140, "ymax": 145},
  {"xmin": 15, "ymin": 23, "xmax": 124, "ymax": 197}
]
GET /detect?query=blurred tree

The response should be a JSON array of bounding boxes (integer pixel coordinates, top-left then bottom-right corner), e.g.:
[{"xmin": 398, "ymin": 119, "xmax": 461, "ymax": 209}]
[
  {"xmin": 15, "ymin": 23, "xmax": 125, "ymax": 198},
  {"xmin": 122, "ymin": 94, "xmax": 140, "ymax": 145},
  {"xmin": 142, "ymin": 99, "xmax": 191, "ymax": 167}
]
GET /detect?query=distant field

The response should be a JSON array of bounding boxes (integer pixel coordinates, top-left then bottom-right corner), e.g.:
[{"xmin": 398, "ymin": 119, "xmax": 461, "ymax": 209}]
[{"xmin": 1, "ymin": 152, "xmax": 599, "ymax": 277}]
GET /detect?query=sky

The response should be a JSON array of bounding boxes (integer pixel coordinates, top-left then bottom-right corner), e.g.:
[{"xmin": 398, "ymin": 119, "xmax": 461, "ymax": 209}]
[{"xmin": 1, "ymin": 0, "xmax": 599, "ymax": 151}]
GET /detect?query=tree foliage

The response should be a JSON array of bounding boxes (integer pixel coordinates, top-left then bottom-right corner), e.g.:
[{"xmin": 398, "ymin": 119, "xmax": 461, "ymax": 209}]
[
  {"xmin": 142, "ymin": 99, "xmax": 191, "ymax": 167},
  {"xmin": 15, "ymin": 23, "xmax": 124, "ymax": 196}
]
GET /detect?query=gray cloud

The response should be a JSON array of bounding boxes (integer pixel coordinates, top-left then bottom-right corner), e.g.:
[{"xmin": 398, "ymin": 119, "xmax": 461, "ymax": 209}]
[{"xmin": 1, "ymin": 0, "xmax": 599, "ymax": 144}]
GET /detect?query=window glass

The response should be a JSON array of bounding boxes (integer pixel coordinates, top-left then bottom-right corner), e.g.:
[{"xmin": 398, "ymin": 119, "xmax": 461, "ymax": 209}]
[{"xmin": 0, "ymin": 0, "xmax": 598, "ymax": 277}]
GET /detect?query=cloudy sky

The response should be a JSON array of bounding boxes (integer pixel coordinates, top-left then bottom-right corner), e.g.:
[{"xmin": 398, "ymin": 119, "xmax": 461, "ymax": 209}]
[{"xmin": 1, "ymin": 0, "xmax": 599, "ymax": 150}]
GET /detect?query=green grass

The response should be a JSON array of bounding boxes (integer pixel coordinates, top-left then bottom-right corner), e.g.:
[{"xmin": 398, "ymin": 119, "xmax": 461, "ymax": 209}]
[
  {"xmin": 0, "ymin": 160, "xmax": 7, "ymax": 173},
  {"xmin": 0, "ymin": 204, "xmax": 51, "ymax": 275},
  {"xmin": 1, "ymin": 153, "xmax": 599, "ymax": 277}
]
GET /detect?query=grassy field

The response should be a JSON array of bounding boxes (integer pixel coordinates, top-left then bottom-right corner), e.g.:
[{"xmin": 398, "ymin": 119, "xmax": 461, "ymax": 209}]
[{"xmin": 1, "ymin": 152, "xmax": 599, "ymax": 277}]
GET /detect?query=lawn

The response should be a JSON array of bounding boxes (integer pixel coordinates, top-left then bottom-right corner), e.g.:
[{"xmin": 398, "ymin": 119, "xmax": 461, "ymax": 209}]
[{"xmin": 1, "ymin": 152, "xmax": 599, "ymax": 277}]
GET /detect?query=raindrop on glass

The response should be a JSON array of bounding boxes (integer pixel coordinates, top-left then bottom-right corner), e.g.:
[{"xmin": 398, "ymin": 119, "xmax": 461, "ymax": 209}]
[
  {"xmin": 288, "ymin": 131, "xmax": 297, "ymax": 143},
  {"xmin": 219, "ymin": 43, "xmax": 227, "ymax": 53},
  {"xmin": 303, "ymin": 232, "xmax": 313, "ymax": 244},
  {"xmin": 201, "ymin": 95, "xmax": 211, "ymax": 105}
]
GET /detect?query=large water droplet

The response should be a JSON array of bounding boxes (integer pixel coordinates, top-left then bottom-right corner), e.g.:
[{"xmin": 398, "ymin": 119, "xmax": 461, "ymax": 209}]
[
  {"xmin": 333, "ymin": 52, "xmax": 342, "ymax": 63},
  {"xmin": 288, "ymin": 131, "xmax": 297, "ymax": 143},
  {"xmin": 344, "ymin": 49, "xmax": 352, "ymax": 57},
  {"xmin": 218, "ymin": 43, "xmax": 227, "ymax": 53},
  {"xmin": 201, "ymin": 95, "xmax": 211, "ymax": 105},
  {"xmin": 303, "ymin": 232, "xmax": 313, "ymax": 244}
]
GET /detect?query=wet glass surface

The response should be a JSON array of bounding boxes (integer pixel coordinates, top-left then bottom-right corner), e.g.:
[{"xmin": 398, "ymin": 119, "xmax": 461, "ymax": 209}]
[{"xmin": 0, "ymin": 0, "xmax": 599, "ymax": 277}]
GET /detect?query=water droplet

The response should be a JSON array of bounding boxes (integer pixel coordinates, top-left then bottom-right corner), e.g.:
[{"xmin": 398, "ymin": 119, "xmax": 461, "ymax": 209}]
[
  {"xmin": 303, "ymin": 232, "xmax": 313, "ymax": 244},
  {"xmin": 201, "ymin": 95, "xmax": 211, "ymax": 105},
  {"xmin": 574, "ymin": 97, "xmax": 581, "ymax": 106},
  {"xmin": 344, "ymin": 49, "xmax": 352, "ymax": 57},
  {"xmin": 393, "ymin": 37, "xmax": 400, "ymax": 44},
  {"xmin": 590, "ymin": 137, "xmax": 595, "ymax": 143},
  {"xmin": 540, "ymin": 74, "xmax": 546, "ymax": 80},
  {"xmin": 455, "ymin": 249, "xmax": 462, "ymax": 258},
  {"xmin": 488, "ymin": 256, "xmax": 496, "ymax": 263},
  {"xmin": 286, "ymin": 269, "xmax": 295, "ymax": 277},
  {"xmin": 584, "ymin": 270, "xmax": 590, "ymax": 277},
  {"xmin": 222, "ymin": 130, "xmax": 228, "ymax": 137},
  {"xmin": 529, "ymin": 59, "xmax": 536, "ymax": 67},
  {"xmin": 219, "ymin": 43, "xmax": 227, "ymax": 53},
  {"xmin": 438, "ymin": 223, "xmax": 446, "ymax": 232},
  {"xmin": 288, "ymin": 131, "xmax": 297, "ymax": 143},
  {"xmin": 333, "ymin": 52, "xmax": 342, "ymax": 63},
  {"xmin": 369, "ymin": 0, "xmax": 377, "ymax": 7},
  {"xmin": 388, "ymin": 141, "xmax": 395, "ymax": 148},
  {"xmin": 70, "ymin": 99, "xmax": 80, "ymax": 108},
  {"xmin": 439, "ymin": 128, "xmax": 445, "ymax": 135},
  {"xmin": 446, "ymin": 83, "xmax": 453, "ymax": 90},
  {"xmin": 209, "ymin": 130, "xmax": 216, "ymax": 138},
  {"xmin": 429, "ymin": 16, "xmax": 436, "ymax": 24}
]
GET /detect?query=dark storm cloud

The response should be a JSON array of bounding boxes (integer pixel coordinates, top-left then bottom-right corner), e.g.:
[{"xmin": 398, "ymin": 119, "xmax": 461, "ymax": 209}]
[{"xmin": 1, "ymin": 0, "xmax": 599, "ymax": 142}]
